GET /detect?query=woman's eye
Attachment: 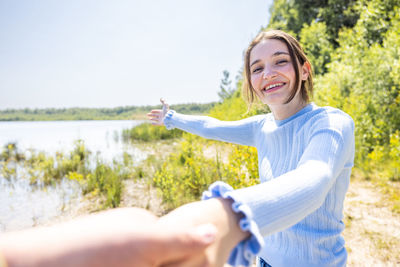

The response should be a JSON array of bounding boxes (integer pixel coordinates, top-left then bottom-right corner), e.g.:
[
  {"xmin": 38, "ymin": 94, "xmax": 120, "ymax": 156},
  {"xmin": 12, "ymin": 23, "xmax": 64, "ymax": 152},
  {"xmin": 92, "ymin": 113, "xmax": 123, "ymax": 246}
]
[
  {"xmin": 252, "ymin": 67, "xmax": 262, "ymax": 73},
  {"xmin": 276, "ymin": 60, "xmax": 288, "ymax": 65}
]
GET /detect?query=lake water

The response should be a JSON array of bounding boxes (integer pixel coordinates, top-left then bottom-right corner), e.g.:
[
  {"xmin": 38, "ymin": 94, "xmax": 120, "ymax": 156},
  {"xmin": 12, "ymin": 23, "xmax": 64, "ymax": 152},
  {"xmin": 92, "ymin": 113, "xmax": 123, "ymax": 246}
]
[
  {"xmin": 0, "ymin": 120, "xmax": 144, "ymax": 161},
  {"xmin": 0, "ymin": 120, "xmax": 145, "ymax": 231}
]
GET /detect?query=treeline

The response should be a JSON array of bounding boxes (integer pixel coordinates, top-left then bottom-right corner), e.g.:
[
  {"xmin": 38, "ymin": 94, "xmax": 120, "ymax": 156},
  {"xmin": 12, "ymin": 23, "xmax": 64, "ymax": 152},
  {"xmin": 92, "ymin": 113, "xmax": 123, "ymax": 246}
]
[
  {"xmin": 148, "ymin": 0, "xmax": 400, "ymax": 211},
  {"xmin": 0, "ymin": 102, "xmax": 216, "ymax": 121}
]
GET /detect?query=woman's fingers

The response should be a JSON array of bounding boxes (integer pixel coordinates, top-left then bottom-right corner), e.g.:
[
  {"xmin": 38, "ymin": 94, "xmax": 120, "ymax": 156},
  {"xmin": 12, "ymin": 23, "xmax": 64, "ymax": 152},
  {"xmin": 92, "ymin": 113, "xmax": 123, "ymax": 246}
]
[
  {"xmin": 147, "ymin": 98, "xmax": 169, "ymax": 126},
  {"xmin": 147, "ymin": 110, "xmax": 162, "ymax": 118},
  {"xmin": 160, "ymin": 98, "xmax": 169, "ymax": 115},
  {"xmin": 147, "ymin": 109, "xmax": 164, "ymax": 125}
]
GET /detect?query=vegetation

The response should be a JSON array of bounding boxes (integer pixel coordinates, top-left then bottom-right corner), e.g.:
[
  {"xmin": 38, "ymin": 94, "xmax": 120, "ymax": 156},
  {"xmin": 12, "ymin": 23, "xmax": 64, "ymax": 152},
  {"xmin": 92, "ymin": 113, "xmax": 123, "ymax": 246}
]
[
  {"xmin": 0, "ymin": 141, "xmax": 132, "ymax": 209},
  {"xmin": 0, "ymin": 102, "xmax": 216, "ymax": 121},
  {"xmin": 153, "ymin": 134, "xmax": 258, "ymax": 211},
  {"xmin": 218, "ymin": 70, "xmax": 237, "ymax": 102},
  {"xmin": 122, "ymin": 123, "xmax": 183, "ymax": 143}
]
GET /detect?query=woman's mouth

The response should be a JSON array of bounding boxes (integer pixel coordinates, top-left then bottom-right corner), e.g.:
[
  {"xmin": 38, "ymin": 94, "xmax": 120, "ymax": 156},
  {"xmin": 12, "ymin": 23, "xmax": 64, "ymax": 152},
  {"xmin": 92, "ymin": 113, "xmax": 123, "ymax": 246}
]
[{"xmin": 263, "ymin": 82, "xmax": 285, "ymax": 93}]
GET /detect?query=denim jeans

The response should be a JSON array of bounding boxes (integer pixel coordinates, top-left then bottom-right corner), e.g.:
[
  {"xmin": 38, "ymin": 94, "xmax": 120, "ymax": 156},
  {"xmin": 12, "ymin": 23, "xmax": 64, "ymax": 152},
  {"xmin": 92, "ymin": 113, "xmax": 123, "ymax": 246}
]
[{"xmin": 259, "ymin": 257, "xmax": 272, "ymax": 267}]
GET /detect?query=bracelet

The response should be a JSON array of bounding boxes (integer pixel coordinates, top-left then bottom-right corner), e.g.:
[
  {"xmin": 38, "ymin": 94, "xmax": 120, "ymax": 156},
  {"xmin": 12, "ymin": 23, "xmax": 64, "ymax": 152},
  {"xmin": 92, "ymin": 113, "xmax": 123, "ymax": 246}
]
[{"xmin": 0, "ymin": 251, "xmax": 8, "ymax": 267}]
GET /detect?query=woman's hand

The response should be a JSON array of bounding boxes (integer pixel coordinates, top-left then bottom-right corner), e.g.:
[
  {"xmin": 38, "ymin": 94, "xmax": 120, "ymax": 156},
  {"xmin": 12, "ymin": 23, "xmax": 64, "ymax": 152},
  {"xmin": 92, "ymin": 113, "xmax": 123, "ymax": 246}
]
[
  {"xmin": 147, "ymin": 98, "xmax": 169, "ymax": 126},
  {"xmin": 157, "ymin": 198, "xmax": 250, "ymax": 267}
]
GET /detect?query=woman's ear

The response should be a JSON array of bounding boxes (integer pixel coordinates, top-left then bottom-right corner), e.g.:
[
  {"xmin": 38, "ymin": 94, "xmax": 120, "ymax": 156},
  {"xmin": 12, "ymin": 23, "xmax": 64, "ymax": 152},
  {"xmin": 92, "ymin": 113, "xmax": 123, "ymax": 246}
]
[{"xmin": 301, "ymin": 62, "xmax": 311, "ymax": 81}]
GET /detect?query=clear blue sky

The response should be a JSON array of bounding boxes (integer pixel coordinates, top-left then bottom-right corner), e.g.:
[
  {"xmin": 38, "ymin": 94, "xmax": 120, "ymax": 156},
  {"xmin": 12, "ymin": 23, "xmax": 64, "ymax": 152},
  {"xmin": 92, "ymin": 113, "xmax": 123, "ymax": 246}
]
[{"xmin": 0, "ymin": 0, "xmax": 272, "ymax": 109}]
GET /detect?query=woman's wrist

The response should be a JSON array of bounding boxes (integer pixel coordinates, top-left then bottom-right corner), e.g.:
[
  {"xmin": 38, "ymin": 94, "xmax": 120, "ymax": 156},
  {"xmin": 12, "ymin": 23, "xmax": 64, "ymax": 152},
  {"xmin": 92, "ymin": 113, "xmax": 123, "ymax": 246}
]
[
  {"xmin": 214, "ymin": 197, "xmax": 250, "ymax": 244},
  {"xmin": 202, "ymin": 181, "xmax": 265, "ymax": 265}
]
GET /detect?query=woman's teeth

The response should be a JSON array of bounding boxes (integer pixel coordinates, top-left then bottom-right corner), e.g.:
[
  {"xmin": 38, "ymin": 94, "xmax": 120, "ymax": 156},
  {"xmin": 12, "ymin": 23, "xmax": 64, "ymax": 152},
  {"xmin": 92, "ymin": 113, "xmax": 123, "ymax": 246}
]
[{"xmin": 265, "ymin": 83, "xmax": 284, "ymax": 91}]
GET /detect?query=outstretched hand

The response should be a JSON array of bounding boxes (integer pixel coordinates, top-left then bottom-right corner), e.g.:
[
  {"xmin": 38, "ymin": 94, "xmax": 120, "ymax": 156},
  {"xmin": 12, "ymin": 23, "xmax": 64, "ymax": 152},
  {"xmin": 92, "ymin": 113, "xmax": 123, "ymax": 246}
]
[{"xmin": 147, "ymin": 98, "xmax": 169, "ymax": 126}]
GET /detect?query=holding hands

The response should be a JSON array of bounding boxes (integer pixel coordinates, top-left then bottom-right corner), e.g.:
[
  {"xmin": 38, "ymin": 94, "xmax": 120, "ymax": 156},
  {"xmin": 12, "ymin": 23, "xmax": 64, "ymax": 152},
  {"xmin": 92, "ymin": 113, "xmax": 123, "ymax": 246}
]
[{"xmin": 157, "ymin": 198, "xmax": 250, "ymax": 267}]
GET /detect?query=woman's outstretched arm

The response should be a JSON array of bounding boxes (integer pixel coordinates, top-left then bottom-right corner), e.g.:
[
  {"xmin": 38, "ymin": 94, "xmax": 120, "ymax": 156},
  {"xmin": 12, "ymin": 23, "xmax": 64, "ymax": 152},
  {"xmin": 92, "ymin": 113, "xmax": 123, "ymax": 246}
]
[{"xmin": 147, "ymin": 99, "xmax": 264, "ymax": 147}]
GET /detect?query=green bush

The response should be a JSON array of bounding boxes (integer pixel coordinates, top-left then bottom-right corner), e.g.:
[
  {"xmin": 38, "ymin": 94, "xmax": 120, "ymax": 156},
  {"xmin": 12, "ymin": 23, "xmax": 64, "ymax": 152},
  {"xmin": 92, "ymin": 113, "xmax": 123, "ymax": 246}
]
[
  {"xmin": 153, "ymin": 133, "xmax": 259, "ymax": 210},
  {"xmin": 153, "ymin": 134, "xmax": 221, "ymax": 210},
  {"xmin": 122, "ymin": 123, "xmax": 183, "ymax": 142},
  {"xmin": 84, "ymin": 162, "xmax": 124, "ymax": 208},
  {"xmin": 315, "ymin": 3, "xmax": 400, "ymax": 170}
]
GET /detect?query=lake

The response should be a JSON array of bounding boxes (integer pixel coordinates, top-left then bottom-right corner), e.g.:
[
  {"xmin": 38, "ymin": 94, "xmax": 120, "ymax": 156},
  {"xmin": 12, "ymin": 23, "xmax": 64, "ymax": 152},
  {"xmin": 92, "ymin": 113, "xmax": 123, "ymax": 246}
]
[{"xmin": 0, "ymin": 120, "xmax": 145, "ymax": 231}]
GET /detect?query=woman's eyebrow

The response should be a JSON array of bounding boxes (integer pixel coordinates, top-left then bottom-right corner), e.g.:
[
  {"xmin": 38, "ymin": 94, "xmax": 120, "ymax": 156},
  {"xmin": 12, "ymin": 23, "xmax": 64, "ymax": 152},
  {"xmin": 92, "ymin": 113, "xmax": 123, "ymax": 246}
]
[
  {"xmin": 272, "ymin": 51, "xmax": 289, "ymax": 57},
  {"xmin": 250, "ymin": 59, "xmax": 261, "ymax": 67},
  {"xmin": 250, "ymin": 51, "xmax": 290, "ymax": 67}
]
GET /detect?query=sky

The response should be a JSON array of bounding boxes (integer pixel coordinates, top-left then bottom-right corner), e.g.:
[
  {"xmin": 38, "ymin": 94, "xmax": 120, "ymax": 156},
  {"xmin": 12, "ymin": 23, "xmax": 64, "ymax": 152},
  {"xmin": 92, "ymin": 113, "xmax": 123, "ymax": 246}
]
[{"xmin": 0, "ymin": 0, "xmax": 272, "ymax": 109}]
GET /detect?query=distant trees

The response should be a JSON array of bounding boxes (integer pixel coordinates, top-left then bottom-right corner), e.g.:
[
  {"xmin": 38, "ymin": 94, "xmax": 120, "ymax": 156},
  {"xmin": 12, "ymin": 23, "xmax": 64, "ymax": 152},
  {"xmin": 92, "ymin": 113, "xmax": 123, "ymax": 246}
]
[{"xmin": 0, "ymin": 102, "xmax": 217, "ymax": 121}]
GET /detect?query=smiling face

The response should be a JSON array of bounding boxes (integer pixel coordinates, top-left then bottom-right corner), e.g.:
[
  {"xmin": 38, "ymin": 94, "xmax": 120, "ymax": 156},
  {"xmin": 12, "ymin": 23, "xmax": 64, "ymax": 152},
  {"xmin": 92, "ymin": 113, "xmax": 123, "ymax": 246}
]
[
  {"xmin": 249, "ymin": 39, "xmax": 298, "ymax": 107},
  {"xmin": 243, "ymin": 30, "xmax": 313, "ymax": 119}
]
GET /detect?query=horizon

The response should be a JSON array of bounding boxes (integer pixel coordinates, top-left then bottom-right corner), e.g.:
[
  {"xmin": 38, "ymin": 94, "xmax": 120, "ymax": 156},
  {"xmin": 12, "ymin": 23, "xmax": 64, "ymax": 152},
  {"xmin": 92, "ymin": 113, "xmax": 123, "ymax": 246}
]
[{"xmin": 0, "ymin": 101, "xmax": 217, "ymax": 111}]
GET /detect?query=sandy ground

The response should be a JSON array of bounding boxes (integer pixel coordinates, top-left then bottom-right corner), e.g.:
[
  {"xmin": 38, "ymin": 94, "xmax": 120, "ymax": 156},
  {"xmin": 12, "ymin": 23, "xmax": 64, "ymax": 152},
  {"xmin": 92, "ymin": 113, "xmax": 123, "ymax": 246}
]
[
  {"xmin": 120, "ymin": 178, "xmax": 165, "ymax": 216},
  {"xmin": 343, "ymin": 179, "xmax": 400, "ymax": 267}
]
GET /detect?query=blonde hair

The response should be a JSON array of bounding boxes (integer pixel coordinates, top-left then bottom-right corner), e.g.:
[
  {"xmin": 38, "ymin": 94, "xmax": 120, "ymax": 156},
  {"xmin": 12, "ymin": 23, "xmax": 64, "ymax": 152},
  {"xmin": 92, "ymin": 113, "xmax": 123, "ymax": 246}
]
[{"xmin": 243, "ymin": 30, "xmax": 313, "ymax": 107}]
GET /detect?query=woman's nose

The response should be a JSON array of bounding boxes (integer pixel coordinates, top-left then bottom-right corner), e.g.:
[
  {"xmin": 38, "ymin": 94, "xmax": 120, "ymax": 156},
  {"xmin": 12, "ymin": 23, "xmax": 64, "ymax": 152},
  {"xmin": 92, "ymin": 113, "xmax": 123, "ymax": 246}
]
[{"xmin": 263, "ymin": 69, "xmax": 277, "ymax": 80}]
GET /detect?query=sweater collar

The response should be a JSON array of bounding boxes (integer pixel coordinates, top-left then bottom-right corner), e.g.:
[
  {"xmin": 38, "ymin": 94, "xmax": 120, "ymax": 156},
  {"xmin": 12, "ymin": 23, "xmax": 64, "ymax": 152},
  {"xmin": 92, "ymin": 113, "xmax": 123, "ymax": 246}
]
[{"xmin": 274, "ymin": 102, "xmax": 315, "ymax": 126}]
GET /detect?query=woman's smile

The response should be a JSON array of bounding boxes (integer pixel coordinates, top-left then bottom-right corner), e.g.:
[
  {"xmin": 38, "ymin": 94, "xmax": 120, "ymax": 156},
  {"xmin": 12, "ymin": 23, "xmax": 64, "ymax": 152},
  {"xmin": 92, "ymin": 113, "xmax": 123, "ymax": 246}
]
[{"xmin": 262, "ymin": 82, "xmax": 286, "ymax": 93}]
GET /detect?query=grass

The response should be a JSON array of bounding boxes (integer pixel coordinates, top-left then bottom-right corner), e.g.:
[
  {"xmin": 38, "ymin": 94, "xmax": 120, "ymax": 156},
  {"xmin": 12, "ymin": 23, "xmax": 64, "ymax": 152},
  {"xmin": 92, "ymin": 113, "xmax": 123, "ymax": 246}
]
[{"xmin": 122, "ymin": 122, "xmax": 183, "ymax": 142}]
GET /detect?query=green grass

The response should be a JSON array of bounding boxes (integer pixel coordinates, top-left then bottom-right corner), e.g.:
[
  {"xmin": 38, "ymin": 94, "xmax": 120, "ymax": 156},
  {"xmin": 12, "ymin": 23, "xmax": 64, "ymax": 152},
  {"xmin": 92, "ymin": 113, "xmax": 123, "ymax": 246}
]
[{"xmin": 122, "ymin": 123, "xmax": 183, "ymax": 142}]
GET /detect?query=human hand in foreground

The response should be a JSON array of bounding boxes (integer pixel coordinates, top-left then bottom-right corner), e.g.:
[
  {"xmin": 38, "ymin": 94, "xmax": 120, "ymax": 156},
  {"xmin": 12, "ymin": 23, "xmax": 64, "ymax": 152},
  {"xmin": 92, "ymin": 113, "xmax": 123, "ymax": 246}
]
[
  {"xmin": 0, "ymin": 207, "xmax": 217, "ymax": 267},
  {"xmin": 157, "ymin": 198, "xmax": 250, "ymax": 267},
  {"xmin": 147, "ymin": 98, "xmax": 169, "ymax": 126}
]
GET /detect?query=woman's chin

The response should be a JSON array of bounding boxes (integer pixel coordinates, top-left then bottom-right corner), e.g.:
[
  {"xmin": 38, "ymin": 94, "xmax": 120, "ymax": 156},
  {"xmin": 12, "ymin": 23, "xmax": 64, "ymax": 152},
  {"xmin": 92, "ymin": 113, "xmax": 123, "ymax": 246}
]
[{"xmin": 260, "ymin": 96, "xmax": 287, "ymax": 107}]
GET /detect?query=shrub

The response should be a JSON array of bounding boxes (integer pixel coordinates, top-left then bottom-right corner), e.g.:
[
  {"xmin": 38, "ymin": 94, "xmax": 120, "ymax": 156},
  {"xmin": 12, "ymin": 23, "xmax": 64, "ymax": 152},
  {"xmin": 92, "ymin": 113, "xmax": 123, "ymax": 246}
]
[
  {"xmin": 122, "ymin": 122, "xmax": 183, "ymax": 142},
  {"xmin": 153, "ymin": 134, "xmax": 221, "ymax": 210}
]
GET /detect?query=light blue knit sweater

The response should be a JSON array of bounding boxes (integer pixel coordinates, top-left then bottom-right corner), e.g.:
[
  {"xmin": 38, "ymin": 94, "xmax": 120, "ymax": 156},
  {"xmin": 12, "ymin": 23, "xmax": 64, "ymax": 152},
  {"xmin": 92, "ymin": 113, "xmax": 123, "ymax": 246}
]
[{"xmin": 164, "ymin": 103, "xmax": 355, "ymax": 267}]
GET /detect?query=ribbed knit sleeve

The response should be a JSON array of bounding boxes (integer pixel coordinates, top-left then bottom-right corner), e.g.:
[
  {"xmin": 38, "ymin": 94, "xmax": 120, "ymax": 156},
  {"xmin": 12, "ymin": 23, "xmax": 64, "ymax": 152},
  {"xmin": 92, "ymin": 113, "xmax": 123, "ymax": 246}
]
[
  {"xmin": 163, "ymin": 110, "xmax": 264, "ymax": 147},
  {"xmin": 226, "ymin": 112, "xmax": 354, "ymax": 237}
]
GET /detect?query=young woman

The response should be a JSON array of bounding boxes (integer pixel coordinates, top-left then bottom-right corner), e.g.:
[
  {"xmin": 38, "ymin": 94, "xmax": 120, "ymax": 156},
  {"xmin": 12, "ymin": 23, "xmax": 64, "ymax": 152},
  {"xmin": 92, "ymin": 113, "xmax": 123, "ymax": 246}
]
[{"xmin": 149, "ymin": 30, "xmax": 355, "ymax": 267}]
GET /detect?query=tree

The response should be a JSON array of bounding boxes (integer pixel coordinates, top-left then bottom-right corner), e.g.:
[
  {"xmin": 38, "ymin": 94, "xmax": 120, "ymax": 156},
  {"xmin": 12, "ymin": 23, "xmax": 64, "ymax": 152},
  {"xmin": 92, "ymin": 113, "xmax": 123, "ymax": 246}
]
[
  {"xmin": 218, "ymin": 70, "xmax": 235, "ymax": 102},
  {"xmin": 300, "ymin": 21, "xmax": 333, "ymax": 75}
]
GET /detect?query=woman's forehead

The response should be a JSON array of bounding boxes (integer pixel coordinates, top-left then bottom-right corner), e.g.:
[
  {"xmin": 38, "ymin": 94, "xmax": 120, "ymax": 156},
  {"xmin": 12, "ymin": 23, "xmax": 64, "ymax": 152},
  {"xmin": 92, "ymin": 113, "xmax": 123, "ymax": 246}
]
[{"xmin": 250, "ymin": 39, "xmax": 289, "ymax": 61}]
